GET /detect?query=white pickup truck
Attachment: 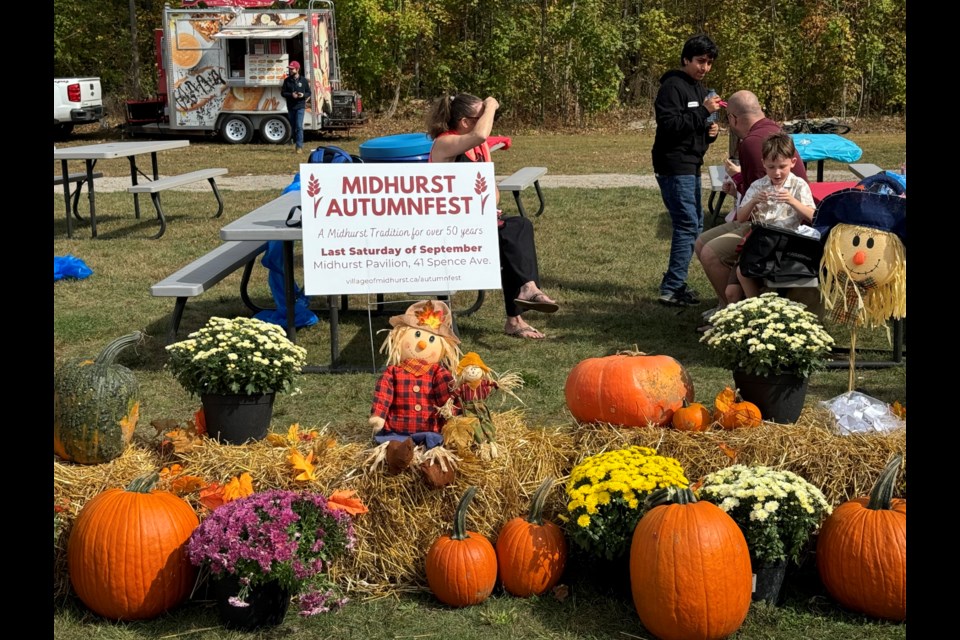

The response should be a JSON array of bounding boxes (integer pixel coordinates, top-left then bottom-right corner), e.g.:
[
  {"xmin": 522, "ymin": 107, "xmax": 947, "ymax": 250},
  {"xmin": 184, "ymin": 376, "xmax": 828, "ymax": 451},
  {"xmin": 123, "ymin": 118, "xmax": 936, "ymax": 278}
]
[{"xmin": 54, "ymin": 77, "xmax": 104, "ymax": 136}]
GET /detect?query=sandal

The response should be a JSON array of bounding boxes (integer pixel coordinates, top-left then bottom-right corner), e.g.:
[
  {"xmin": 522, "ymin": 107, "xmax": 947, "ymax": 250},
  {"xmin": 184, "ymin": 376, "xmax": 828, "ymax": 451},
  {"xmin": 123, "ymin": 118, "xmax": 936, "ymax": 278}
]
[
  {"xmin": 505, "ymin": 325, "xmax": 546, "ymax": 340},
  {"xmin": 513, "ymin": 292, "xmax": 559, "ymax": 314}
]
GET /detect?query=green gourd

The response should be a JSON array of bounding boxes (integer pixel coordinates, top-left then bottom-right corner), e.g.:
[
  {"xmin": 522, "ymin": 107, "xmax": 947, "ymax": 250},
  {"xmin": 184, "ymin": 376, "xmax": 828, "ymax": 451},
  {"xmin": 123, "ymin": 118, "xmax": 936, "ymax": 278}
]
[{"xmin": 54, "ymin": 332, "xmax": 143, "ymax": 464}]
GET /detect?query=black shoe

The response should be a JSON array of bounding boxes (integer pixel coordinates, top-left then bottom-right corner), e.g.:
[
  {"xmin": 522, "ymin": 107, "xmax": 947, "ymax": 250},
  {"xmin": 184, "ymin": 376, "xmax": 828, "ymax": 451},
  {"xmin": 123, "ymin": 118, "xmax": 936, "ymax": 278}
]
[
  {"xmin": 677, "ymin": 283, "xmax": 701, "ymax": 304},
  {"xmin": 658, "ymin": 288, "xmax": 700, "ymax": 307}
]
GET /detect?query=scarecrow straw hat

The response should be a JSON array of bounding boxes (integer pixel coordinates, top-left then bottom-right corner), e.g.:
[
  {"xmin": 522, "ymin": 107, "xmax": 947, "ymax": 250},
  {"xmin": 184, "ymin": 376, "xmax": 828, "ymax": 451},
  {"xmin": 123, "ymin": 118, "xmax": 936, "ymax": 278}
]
[
  {"xmin": 389, "ymin": 300, "xmax": 459, "ymax": 344},
  {"xmin": 457, "ymin": 351, "xmax": 491, "ymax": 375}
]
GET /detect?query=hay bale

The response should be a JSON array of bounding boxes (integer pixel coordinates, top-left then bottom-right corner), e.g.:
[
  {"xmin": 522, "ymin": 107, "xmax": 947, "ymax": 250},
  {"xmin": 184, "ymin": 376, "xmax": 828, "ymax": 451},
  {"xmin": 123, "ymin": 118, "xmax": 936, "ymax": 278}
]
[{"xmin": 53, "ymin": 407, "xmax": 904, "ymax": 599}]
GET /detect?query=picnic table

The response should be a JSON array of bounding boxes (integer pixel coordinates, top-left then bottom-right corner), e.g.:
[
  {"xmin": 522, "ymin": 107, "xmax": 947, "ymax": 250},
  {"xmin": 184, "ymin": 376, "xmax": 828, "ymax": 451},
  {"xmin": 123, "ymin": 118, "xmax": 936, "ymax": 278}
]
[
  {"xmin": 790, "ymin": 133, "xmax": 862, "ymax": 182},
  {"xmin": 54, "ymin": 140, "xmax": 226, "ymax": 239}
]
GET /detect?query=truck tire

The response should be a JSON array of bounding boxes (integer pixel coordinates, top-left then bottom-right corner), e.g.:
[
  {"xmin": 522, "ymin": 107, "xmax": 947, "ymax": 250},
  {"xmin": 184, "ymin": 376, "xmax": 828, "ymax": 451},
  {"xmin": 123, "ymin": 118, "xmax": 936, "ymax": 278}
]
[
  {"xmin": 220, "ymin": 114, "xmax": 254, "ymax": 144},
  {"xmin": 259, "ymin": 116, "xmax": 291, "ymax": 144}
]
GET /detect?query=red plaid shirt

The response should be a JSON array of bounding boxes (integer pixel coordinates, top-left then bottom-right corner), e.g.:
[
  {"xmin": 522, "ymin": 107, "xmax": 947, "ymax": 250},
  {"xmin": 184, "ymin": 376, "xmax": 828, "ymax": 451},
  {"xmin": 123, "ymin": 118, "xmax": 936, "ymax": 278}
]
[{"xmin": 370, "ymin": 359, "xmax": 455, "ymax": 435}]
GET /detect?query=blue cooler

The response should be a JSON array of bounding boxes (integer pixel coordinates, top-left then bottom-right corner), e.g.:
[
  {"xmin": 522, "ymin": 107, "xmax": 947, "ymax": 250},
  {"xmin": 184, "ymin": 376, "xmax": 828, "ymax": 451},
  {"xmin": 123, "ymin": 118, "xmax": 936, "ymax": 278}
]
[{"xmin": 359, "ymin": 132, "xmax": 433, "ymax": 163}]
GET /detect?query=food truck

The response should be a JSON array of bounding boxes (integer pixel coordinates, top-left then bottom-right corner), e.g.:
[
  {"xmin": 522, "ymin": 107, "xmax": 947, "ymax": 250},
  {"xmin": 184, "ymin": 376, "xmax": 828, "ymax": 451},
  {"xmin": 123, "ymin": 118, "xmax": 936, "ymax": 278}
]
[{"xmin": 125, "ymin": 0, "xmax": 365, "ymax": 144}]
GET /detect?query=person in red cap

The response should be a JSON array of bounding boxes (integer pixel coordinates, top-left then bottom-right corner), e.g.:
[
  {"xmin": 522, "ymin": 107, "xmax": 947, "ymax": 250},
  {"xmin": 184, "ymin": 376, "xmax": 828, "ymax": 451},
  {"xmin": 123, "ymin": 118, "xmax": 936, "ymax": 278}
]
[{"xmin": 280, "ymin": 60, "xmax": 311, "ymax": 152}]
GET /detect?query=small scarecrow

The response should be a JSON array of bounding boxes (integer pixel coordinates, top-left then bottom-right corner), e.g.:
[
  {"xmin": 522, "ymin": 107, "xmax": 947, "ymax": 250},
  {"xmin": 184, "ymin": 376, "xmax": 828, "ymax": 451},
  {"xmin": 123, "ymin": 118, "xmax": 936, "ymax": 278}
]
[
  {"xmin": 364, "ymin": 300, "xmax": 462, "ymax": 487},
  {"xmin": 815, "ymin": 177, "xmax": 906, "ymax": 391},
  {"xmin": 441, "ymin": 352, "xmax": 523, "ymax": 461}
]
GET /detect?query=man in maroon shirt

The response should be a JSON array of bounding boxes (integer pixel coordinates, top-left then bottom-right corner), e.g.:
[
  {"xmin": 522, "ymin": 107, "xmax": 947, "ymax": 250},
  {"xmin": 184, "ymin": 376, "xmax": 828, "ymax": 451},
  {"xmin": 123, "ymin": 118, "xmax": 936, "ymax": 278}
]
[{"xmin": 695, "ymin": 90, "xmax": 808, "ymax": 314}]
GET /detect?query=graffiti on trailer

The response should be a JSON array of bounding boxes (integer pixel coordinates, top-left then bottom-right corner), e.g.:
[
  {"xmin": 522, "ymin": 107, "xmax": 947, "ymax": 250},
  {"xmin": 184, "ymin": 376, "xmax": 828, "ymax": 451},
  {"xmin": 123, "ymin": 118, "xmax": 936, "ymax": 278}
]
[{"xmin": 174, "ymin": 67, "xmax": 228, "ymax": 112}]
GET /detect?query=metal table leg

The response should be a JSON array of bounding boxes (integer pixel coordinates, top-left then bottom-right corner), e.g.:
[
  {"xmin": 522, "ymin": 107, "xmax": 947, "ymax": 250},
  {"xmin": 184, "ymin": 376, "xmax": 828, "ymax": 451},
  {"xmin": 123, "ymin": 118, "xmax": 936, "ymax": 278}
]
[
  {"xmin": 85, "ymin": 159, "xmax": 98, "ymax": 238},
  {"xmin": 60, "ymin": 160, "xmax": 73, "ymax": 238}
]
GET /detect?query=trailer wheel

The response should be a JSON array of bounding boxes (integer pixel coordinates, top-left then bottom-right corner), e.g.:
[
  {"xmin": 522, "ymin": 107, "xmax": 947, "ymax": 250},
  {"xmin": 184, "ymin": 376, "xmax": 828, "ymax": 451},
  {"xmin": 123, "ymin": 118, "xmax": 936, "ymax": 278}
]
[
  {"xmin": 259, "ymin": 116, "xmax": 291, "ymax": 144},
  {"xmin": 220, "ymin": 114, "xmax": 254, "ymax": 144}
]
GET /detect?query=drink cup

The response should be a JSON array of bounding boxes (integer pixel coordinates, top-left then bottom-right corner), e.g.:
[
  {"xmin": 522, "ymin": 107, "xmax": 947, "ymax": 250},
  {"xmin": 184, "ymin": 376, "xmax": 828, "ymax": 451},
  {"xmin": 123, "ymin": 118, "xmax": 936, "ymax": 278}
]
[{"xmin": 705, "ymin": 89, "xmax": 718, "ymax": 123}]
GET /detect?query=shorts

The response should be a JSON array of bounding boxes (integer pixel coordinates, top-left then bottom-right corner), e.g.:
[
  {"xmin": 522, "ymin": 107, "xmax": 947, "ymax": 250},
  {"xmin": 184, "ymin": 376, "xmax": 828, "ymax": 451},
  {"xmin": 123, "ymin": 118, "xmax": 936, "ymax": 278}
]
[{"xmin": 699, "ymin": 220, "xmax": 750, "ymax": 268}]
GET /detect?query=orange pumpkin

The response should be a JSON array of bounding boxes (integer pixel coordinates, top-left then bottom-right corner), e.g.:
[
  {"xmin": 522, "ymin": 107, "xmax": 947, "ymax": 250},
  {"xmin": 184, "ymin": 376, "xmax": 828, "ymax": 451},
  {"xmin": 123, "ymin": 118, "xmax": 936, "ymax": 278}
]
[
  {"xmin": 630, "ymin": 487, "xmax": 752, "ymax": 640},
  {"xmin": 817, "ymin": 455, "xmax": 906, "ymax": 621},
  {"xmin": 564, "ymin": 349, "xmax": 694, "ymax": 427},
  {"xmin": 426, "ymin": 486, "xmax": 498, "ymax": 607},
  {"xmin": 496, "ymin": 477, "xmax": 567, "ymax": 597},
  {"xmin": 67, "ymin": 472, "xmax": 199, "ymax": 620},
  {"xmin": 714, "ymin": 387, "xmax": 762, "ymax": 429},
  {"xmin": 671, "ymin": 399, "xmax": 712, "ymax": 431}
]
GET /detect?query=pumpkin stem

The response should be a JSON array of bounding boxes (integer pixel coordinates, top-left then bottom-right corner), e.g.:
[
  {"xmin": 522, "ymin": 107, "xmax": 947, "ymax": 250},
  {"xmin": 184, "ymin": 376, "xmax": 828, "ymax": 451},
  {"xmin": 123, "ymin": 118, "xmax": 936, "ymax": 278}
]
[
  {"xmin": 94, "ymin": 332, "xmax": 144, "ymax": 368},
  {"xmin": 644, "ymin": 485, "xmax": 696, "ymax": 509},
  {"xmin": 125, "ymin": 471, "xmax": 161, "ymax": 493},
  {"xmin": 616, "ymin": 345, "xmax": 649, "ymax": 357},
  {"xmin": 451, "ymin": 486, "xmax": 478, "ymax": 541},
  {"xmin": 525, "ymin": 477, "xmax": 556, "ymax": 526},
  {"xmin": 866, "ymin": 454, "xmax": 903, "ymax": 511}
]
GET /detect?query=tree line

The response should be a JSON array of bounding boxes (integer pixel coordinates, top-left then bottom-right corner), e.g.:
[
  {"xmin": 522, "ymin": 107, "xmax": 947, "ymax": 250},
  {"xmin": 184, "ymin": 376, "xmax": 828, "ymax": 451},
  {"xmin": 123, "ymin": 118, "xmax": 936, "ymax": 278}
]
[{"xmin": 54, "ymin": 0, "xmax": 905, "ymax": 125}]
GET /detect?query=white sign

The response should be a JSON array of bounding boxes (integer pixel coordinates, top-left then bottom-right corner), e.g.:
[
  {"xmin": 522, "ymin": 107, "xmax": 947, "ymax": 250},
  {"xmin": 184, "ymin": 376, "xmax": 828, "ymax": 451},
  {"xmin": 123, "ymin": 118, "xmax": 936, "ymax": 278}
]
[{"xmin": 298, "ymin": 162, "xmax": 501, "ymax": 296}]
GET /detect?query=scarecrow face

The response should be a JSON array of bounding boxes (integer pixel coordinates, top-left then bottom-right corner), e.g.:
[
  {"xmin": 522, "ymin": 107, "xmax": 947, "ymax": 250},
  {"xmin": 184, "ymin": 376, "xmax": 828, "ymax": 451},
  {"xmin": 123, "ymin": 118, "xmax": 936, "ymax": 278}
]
[
  {"xmin": 831, "ymin": 224, "xmax": 900, "ymax": 286},
  {"xmin": 397, "ymin": 327, "xmax": 445, "ymax": 363},
  {"xmin": 460, "ymin": 365, "xmax": 484, "ymax": 382}
]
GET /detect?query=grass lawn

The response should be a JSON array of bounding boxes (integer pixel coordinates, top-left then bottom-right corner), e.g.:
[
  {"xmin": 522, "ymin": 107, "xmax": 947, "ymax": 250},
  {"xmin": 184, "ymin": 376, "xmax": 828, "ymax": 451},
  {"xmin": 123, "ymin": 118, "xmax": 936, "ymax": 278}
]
[{"xmin": 53, "ymin": 124, "xmax": 907, "ymax": 639}]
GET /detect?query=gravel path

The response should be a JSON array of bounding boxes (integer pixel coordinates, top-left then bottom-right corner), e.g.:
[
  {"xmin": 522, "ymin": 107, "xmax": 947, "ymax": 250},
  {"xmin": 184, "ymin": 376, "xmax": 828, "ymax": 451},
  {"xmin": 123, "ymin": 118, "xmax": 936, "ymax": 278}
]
[{"xmin": 54, "ymin": 170, "xmax": 855, "ymax": 193}]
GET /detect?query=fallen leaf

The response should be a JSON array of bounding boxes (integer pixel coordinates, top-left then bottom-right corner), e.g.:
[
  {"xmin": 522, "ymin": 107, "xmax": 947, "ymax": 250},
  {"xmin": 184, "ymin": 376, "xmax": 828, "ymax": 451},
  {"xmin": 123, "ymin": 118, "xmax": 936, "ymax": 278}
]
[
  {"xmin": 171, "ymin": 475, "xmax": 205, "ymax": 495},
  {"xmin": 288, "ymin": 449, "xmax": 317, "ymax": 482},
  {"xmin": 266, "ymin": 433, "xmax": 289, "ymax": 447},
  {"xmin": 327, "ymin": 489, "xmax": 368, "ymax": 515},
  {"xmin": 223, "ymin": 472, "xmax": 255, "ymax": 502},
  {"xmin": 193, "ymin": 407, "xmax": 207, "ymax": 436},
  {"xmin": 890, "ymin": 401, "xmax": 906, "ymax": 419},
  {"xmin": 718, "ymin": 442, "xmax": 738, "ymax": 460},
  {"xmin": 552, "ymin": 584, "xmax": 570, "ymax": 602},
  {"xmin": 199, "ymin": 483, "xmax": 226, "ymax": 510}
]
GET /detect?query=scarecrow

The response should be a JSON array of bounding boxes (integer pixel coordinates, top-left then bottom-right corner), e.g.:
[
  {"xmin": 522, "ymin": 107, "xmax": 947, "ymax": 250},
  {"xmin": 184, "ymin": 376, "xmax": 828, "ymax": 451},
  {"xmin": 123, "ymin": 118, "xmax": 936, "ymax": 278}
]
[
  {"xmin": 815, "ymin": 175, "xmax": 906, "ymax": 391},
  {"xmin": 441, "ymin": 352, "xmax": 524, "ymax": 461},
  {"xmin": 364, "ymin": 300, "xmax": 463, "ymax": 487}
]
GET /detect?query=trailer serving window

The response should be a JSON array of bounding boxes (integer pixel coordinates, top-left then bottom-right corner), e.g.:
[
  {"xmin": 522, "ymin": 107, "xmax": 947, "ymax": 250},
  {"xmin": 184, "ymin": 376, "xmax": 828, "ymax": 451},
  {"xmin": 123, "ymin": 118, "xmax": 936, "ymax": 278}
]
[{"xmin": 213, "ymin": 27, "xmax": 304, "ymax": 84}]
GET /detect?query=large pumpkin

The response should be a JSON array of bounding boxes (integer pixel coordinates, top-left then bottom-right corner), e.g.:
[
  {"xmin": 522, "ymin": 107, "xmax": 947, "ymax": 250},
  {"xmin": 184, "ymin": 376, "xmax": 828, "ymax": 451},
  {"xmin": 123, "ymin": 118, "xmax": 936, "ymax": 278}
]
[
  {"xmin": 630, "ymin": 487, "xmax": 752, "ymax": 640},
  {"xmin": 426, "ymin": 486, "xmax": 498, "ymax": 607},
  {"xmin": 67, "ymin": 472, "xmax": 199, "ymax": 620},
  {"xmin": 54, "ymin": 332, "xmax": 142, "ymax": 464},
  {"xmin": 496, "ymin": 477, "xmax": 567, "ymax": 597},
  {"xmin": 817, "ymin": 455, "xmax": 906, "ymax": 621},
  {"xmin": 564, "ymin": 350, "xmax": 694, "ymax": 427}
]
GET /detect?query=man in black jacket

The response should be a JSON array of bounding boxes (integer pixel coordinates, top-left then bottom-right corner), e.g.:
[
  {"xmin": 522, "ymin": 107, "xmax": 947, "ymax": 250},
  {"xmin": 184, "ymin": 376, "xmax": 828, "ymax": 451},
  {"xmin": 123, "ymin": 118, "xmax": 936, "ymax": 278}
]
[
  {"xmin": 652, "ymin": 34, "xmax": 722, "ymax": 306},
  {"xmin": 281, "ymin": 61, "xmax": 311, "ymax": 152}
]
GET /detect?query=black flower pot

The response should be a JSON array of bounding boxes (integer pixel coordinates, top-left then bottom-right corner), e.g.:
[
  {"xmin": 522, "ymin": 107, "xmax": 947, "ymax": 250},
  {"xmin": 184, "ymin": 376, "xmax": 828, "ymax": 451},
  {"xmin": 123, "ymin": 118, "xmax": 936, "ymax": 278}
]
[
  {"xmin": 732, "ymin": 370, "xmax": 808, "ymax": 424},
  {"xmin": 201, "ymin": 393, "xmax": 275, "ymax": 444},
  {"xmin": 211, "ymin": 573, "xmax": 291, "ymax": 631},
  {"xmin": 751, "ymin": 556, "xmax": 788, "ymax": 605}
]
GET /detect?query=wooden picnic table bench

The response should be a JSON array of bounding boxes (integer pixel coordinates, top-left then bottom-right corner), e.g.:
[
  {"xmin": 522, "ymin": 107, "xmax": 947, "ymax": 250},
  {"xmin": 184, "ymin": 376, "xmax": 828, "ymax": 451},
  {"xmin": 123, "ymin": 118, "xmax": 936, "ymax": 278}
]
[
  {"xmin": 53, "ymin": 171, "xmax": 104, "ymax": 222},
  {"xmin": 128, "ymin": 168, "xmax": 229, "ymax": 239},
  {"xmin": 150, "ymin": 240, "xmax": 267, "ymax": 343}
]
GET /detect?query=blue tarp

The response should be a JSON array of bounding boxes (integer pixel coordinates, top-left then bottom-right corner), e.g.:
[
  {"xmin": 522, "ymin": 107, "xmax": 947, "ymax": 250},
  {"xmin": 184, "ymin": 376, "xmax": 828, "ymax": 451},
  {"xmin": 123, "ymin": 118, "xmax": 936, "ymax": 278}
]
[
  {"xmin": 253, "ymin": 175, "xmax": 318, "ymax": 329},
  {"xmin": 54, "ymin": 255, "xmax": 92, "ymax": 281},
  {"xmin": 790, "ymin": 133, "xmax": 863, "ymax": 163}
]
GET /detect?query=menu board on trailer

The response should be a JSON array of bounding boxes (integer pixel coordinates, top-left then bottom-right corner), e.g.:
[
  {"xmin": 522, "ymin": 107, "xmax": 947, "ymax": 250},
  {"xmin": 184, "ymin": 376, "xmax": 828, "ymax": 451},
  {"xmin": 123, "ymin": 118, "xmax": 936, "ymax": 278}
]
[{"xmin": 245, "ymin": 54, "xmax": 288, "ymax": 86}]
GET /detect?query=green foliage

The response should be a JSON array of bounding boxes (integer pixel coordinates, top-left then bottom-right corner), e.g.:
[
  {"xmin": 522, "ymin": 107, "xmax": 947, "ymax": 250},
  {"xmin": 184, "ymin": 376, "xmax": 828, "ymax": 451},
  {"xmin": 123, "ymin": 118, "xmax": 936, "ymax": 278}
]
[{"xmin": 53, "ymin": 0, "xmax": 905, "ymax": 124}]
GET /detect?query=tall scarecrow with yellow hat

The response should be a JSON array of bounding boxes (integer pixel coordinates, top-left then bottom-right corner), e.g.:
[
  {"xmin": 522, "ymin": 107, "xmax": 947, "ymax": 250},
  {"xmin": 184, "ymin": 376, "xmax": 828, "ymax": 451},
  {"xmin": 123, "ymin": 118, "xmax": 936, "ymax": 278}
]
[
  {"xmin": 365, "ymin": 300, "xmax": 463, "ymax": 486},
  {"xmin": 815, "ymin": 177, "xmax": 906, "ymax": 390}
]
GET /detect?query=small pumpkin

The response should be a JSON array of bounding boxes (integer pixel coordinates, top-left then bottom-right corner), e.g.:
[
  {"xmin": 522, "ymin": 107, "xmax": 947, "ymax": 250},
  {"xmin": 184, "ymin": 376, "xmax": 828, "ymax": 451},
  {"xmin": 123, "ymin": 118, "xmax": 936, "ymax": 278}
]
[
  {"xmin": 425, "ymin": 486, "xmax": 498, "ymax": 607},
  {"xmin": 67, "ymin": 472, "xmax": 199, "ymax": 620},
  {"xmin": 630, "ymin": 486, "xmax": 752, "ymax": 640},
  {"xmin": 671, "ymin": 399, "xmax": 712, "ymax": 431},
  {"xmin": 54, "ymin": 332, "xmax": 143, "ymax": 464},
  {"xmin": 817, "ymin": 455, "xmax": 906, "ymax": 621},
  {"xmin": 564, "ymin": 349, "xmax": 694, "ymax": 428},
  {"xmin": 714, "ymin": 387, "xmax": 762, "ymax": 429},
  {"xmin": 496, "ymin": 477, "xmax": 568, "ymax": 597}
]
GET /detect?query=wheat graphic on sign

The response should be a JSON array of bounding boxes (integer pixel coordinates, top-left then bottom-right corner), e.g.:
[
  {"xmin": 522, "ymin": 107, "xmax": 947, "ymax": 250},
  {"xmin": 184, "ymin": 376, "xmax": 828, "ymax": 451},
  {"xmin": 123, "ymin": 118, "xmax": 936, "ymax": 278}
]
[
  {"xmin": 475, "ymin": 172, "xmax": 489, "ymax": 214},
  {"xmin": 307, "ymin": 175, "xmax": 323, "ymax": 217}
]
